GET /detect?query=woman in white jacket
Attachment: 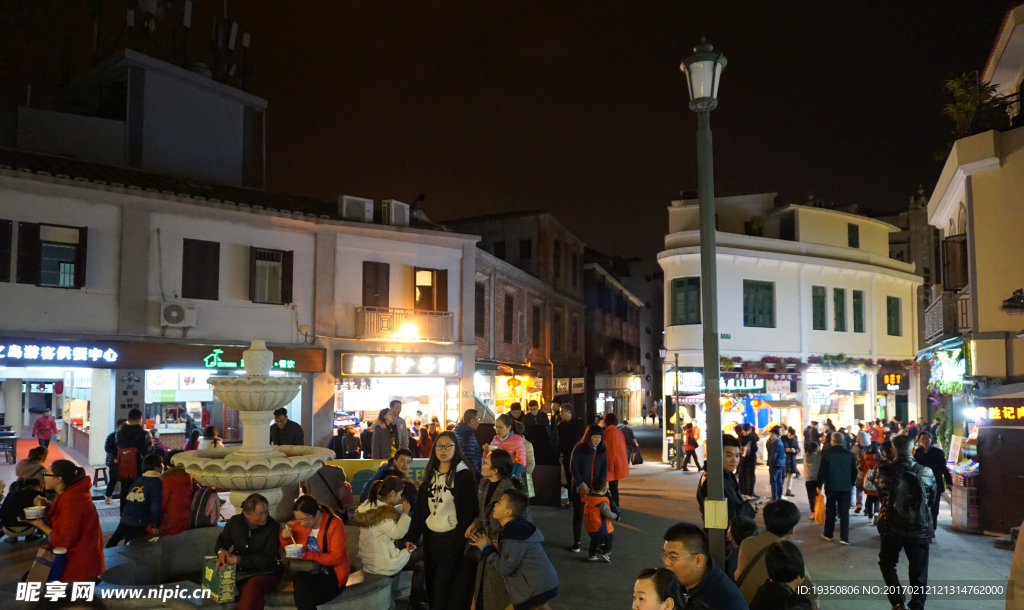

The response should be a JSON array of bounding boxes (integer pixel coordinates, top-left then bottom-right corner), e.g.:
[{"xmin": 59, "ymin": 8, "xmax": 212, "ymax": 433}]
[{"xmin": 353, "ymin": 476, "xmax": 425, "ymax": 608}]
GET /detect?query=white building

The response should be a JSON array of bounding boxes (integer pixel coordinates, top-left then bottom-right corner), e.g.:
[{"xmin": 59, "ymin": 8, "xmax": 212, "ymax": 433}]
[
  {"xmin": 0, "ymin": 52, "xmax": 478, "ymax": 475},
  {"xmin": 658, "ymin": 193, "xmax": 923, "ymax": 456}
]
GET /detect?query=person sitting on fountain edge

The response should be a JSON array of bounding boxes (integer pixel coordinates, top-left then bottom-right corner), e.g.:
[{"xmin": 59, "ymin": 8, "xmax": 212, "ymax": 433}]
[
  {"xmin": 696, "ymin": 434, "xmax": 755, "ymax": 524},
  {"xmin": 216, "ymin": 493, "xmax": 282, "ymax": 610},
  {"xmin": 361, "ymin": 448, "xmax": 414, "ymax": 502},
  {"xmin": 270, "ymin": 407, "xmax": 304, "ymax": 446}
]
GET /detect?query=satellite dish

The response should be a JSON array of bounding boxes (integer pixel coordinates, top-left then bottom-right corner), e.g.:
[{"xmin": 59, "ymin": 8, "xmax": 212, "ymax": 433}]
[{"xmin": 137, "ymin": 0, "xmax": 169, "ymax": 20}]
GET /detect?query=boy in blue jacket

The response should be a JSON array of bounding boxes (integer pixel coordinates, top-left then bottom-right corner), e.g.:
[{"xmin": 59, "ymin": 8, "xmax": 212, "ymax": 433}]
[
  {"xmin": 106, "ymin": 454, "xmax": 163, "ymax": 547},
  {"xmin": 469, "ymin": 489, "xmax": 558, "ymax": 610},
  {"xmin": 766, "ymin": 426, "xmax": 787, "ymax": 502}
]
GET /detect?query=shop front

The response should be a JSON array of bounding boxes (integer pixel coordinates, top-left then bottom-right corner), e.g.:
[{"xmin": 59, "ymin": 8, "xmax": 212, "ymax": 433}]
[
  {"xmin": 592, "ymin": 374, "xmax": 641, "ymax": 422},
  {"xmin": 954, "ymin": 398, "xmax": 1024, "ymax": 534},
  {"xmin": 0, "ymin": 337, "xmax": 325, "ymax": 466},
  {"xmin": 803, "ymin": 371, "xmax": 866, "ymax": 430},
  {"xmin": 336, "ymin": 351, "xmax": 463, "ymax": 429}
]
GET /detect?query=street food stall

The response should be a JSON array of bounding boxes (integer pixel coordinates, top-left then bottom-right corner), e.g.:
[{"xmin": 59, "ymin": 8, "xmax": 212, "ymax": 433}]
[{"xmin": 954, "ymin": 399, "xmax": 1024, "ymax": 534}]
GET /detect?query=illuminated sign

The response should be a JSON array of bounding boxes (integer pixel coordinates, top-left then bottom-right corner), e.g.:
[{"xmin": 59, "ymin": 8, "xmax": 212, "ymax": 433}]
[
  {"xmin": 0, "ymin": 342, "xmax": 118, "ymax": 364},
  {"xmin": 555, "ymin": 378, "xmax": 570, "ymax": 394},
  {"xmin": 571, "ymin": 378, "xmax": 585, "ymax": 394},
  {"xmin": 670, "ymin": 371, "xmax": 766, "ymax": 393},
  {"xmin": 806, "ymin": 372, "xmax": 864, "ymax": 391},
  {"xmin": 970, "ymin": 399, "xmax": 1024, "ymax": 426},
  {"xmin": 202, "ymin": 349, "xmax": 296, "ymax": 370},
  {"xmin": 339, "ymin": 352, "xmax": 461, "ymax": 377},
  {"xmin": 878, "ymin": 372, "xmax": 908, "ymax": 392}
]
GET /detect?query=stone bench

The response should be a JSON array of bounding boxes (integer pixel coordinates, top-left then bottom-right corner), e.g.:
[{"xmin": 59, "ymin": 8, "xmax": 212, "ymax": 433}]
[{"xmin": 99, "ymin": 524, "xmax": 410, "ymax": 610}]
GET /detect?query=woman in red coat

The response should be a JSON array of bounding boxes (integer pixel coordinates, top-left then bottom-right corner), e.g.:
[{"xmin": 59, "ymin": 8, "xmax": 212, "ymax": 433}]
[
  {"xmin": 281, "ymin": 495, "xmax": 350, "ymax": 610},
  {"xmin": 601, "ymin": 412, "xmax": 630, "ymax": 508},
  {"xmin": 149, "ymin": 464, "xmax": 193, "ymax": 536},
  {"xmin": 28, "ymin": 460, "xmax": 104, "ymax": 582}
]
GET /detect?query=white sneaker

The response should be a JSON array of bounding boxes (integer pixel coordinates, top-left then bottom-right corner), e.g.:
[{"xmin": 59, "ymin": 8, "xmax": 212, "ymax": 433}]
[{"xmin": 105, "ymin": 497, "xmax": 112, "ymax": 505}]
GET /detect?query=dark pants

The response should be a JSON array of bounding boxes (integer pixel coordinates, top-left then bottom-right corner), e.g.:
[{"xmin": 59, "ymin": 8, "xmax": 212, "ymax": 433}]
[
  {"xmin": 293, "ymin": 570, "xmax": 344, "ymax": 610},
  {"xmin": 682, "ymin": 449, "xmax": 702, "ymax": 471},
  {"xmin": 37, "ymin": 439, "xmax": 50, "ymax": 449},
  {"xmin": 864, "ymin": 495, "xmax": 880, "ymax": 519},
  {"xmin": 423, "ymin": 528, "xmax": 474, "ymax": 610},
  {"xmin": 118, "ymin": 478, "xmax": 134, "ymax": 515},
  {"xmin": 805, "ymin": 480, "xmax": 818, "ymax": 509},
  {"xmin": 929, "ymin": 489, "xmax": 942, "ymax": 534},
  {"xmin": 561, "ymin": 455, "xmax": 573, "ymax": 493},
  {"xmin": 738, "ymin": 461, "xmax": 757, "ymax": 496},
  {"xmin": 879, "ymin": 535, "xmax": 929, "ymax": 610},
  {"xmin": 769, "ymin": 466, "xmax": 784, "ymax": 501},
  {"xmin": 105, "ymin": 463, "xmax": 119, "ymax": 499},
  {"xmin": 105, "ymin": 523, "xmax": 147, "ymax": 547},
  {"xmin": 588, "ymin": 533, "xmax": 613, "ymax": 556},
  {"xmin": 570, "ymin": 487, "xmax": 584, "ymax": 545},
  {"xmin": 608, "ymin": 480, "xmax": 620, "ymax": 508},
  {"xmin": 237, "ymin": 573, "xmax": 281, "ymax": 610},
  {"xmin": 402, "ymin": 546, "xmax": 426, "ymax": 608},
  {"xmin": 823, "ymin": 490, "xmax": 852, "ymax": 542}
]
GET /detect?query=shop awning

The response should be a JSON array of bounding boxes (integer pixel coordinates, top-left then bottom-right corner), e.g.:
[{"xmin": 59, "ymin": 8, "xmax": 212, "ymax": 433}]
[
  {"xmin": 475, "ymin": 360, "xmax": 500, "ymax": 373},
  {"xmin": 496, "ymin": 362, "xmax": 539, "ymax": 376},
  {"xmin": 763, "ymin": 399, "xmax": 802, "ymax": 409},
  {"xmin": 916, "ymin": 336, "xmax": 965, "ymax": 361}
]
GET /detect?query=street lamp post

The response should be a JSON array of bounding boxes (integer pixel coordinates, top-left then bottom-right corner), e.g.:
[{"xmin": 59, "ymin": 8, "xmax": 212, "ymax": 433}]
[
  {"xmin": 681, "ymin": 37, "xmax": 727, "ymax": 566},
  {"xmin": 674, "ymin": 353, "xmax": 682, "ymax": 470}
]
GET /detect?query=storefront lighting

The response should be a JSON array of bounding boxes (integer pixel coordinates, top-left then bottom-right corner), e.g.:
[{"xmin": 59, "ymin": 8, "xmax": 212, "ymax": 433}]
[
  {"xmin": 397, "ymin": 322, "xmax": 419, "ymax": 340},
  {"xmin": 963, "ymin": 407, "xmax": 977, "ymax": 419}
]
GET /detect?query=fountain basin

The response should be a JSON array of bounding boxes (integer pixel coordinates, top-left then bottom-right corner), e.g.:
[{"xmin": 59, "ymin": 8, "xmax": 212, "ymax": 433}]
[
  {"xmin": 206, "ymin": 375, "xmax": 305, "ymax": 411},
  {"xmin": 172, "ymin": 445, "xmax": 335, "ymax": 491}
]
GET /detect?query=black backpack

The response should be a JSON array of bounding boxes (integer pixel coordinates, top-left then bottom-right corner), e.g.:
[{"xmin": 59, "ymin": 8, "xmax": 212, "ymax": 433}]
[{"xmin": 890, "ymin": 463, "xmax": 927, "ymax": 517}]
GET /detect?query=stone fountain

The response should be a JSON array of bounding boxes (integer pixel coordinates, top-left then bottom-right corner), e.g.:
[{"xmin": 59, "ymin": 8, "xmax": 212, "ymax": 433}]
[{"xmin": 172, "ymin": 340, "xmax": 334, "ymax": 514}]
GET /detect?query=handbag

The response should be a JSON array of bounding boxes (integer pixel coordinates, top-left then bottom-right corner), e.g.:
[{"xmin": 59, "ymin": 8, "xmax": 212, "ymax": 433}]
[
  {"xmin": 630, "ymin": 446, "xmax": 644, "ymax": 465},
  {"xmin": 813, "ymin": 492, "xmax": 826, "ymax": 526}
]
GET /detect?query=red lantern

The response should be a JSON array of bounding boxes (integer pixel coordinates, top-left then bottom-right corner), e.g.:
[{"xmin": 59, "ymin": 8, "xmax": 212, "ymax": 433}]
[{"xmin": 54, "ymin": 381, "xmax": 64, "ymax": 394}]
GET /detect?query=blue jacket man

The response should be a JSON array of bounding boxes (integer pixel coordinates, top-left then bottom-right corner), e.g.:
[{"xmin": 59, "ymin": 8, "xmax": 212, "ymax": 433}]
[
  {"xmin": 106, "ymin": 454, "xmax": 163, "ymax": 548},
  {"xmin": 454, "ymin": 410, "xmax": 483, "ymax": 479},
  {"xmin": 766, "ymin": 426, "xmax": 787, "ymax": 501}
]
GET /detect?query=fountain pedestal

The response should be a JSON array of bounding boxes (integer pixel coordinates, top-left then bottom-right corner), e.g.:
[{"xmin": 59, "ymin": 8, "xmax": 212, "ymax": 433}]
[{"xmin": 171, "ymin": 340, "xmax": 334, "ymax": 514}]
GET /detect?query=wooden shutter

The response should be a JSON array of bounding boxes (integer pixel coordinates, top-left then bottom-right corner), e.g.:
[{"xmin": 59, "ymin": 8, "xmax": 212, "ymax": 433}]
[
  {"xmin": 363, "ymin": 261, "xmax": 389, "ymax": 308},
  {"xmin": 182, "ymin": 238, "xmax": 220, "ymax": 300},
  {"xmin": 16, "ymin": 222, "xmax": 41, "ymax": 285},
  {"xmin": 281, "ymin": 250, "xmax": 294, "ymax": 304},
  {"xmin": 248, "ymin": 246, "xmax": 258, "ymax": 301},
  {"xmin": 435, "ymin": 269, "xmax": 448, "ymax": 312},
  {"xmin": 0, "ymin": 219, "xmax": 11, "ymax": 283},
  {"xmin": 943, "ymin": 235, "xmax": 968, "ymax": 292},
  {"xmin": 73, "ymin": 226, "xmax": 88, "ymax": 288},
  {"xmin": 475, "ymin": 283, "xmax": 486, "ymax": 337}
]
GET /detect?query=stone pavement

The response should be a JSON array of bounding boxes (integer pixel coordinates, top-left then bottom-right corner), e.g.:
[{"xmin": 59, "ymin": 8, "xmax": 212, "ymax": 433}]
[{"xmin": 525, "ymin": 422, "xmax": 1012, "ymax": 610}]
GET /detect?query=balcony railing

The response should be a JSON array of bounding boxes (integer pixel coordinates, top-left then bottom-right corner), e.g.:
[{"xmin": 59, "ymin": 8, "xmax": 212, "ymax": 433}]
[
  {"xmin": 355, "ymin": 307, "xmax": 454, "ymax": 342},
  {"xmin": 924, "ymin": 292, "xmax": 959, "ymax": 344}
]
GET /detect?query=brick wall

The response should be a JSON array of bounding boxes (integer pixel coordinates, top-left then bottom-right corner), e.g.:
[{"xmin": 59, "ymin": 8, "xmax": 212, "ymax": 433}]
[{"xmin": 494, "ymin": 277, "xmax": 527, "ymax": 364}]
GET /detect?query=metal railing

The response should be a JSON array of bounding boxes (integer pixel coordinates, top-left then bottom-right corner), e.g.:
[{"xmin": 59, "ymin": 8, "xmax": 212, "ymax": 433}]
[
  {"xmin": 355, "ymin": 306, "xmax": 454, "ymax": 342},
  {"xmin": 924, "ymin": 292, "xmax": 959, "ymax": 344}
]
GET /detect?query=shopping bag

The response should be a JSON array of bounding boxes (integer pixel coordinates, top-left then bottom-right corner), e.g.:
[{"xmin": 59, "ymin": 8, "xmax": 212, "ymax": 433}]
[
  {"xmin": 630, "ymin": 446, "xmax": 644, "ymax": 465},
  {"xmin": 201, "ymin": 556, "xmax": 237, "ymax": 602},
  {"xmin": 26, "ymin": 548, "xmax": 66, "ymax": 583},
  {"xmin": 813, "ymin": 493, "xmax": 826, "ymax": 526}
]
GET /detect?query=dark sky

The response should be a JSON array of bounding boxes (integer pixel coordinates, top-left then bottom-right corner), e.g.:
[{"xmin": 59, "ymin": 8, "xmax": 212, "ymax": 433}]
[{"xmin": 2, "ymin": 1, "xmax": 1019, "ymax": 261}]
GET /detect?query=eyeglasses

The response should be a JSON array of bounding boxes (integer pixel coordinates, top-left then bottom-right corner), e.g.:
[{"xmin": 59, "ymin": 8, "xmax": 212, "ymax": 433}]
[
  {"xmin": 661, "ymin": 552, "xmax": 698, "ymax": 565},
  {"xmin": 43, "ymin": 473, "xmax": 59, "ymax": 478},
  {"xmin": 436, "ymin": 444, "xmax": 456, "ymax": 451}
]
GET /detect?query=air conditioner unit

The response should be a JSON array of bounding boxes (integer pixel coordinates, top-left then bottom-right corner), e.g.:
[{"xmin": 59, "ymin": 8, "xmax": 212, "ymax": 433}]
[
  {"xmin": 339, "ymin": 195, "xmax": 374, "ymax": 223},
  {"xmin": 160, "ymin": 302, "xmax": 197, "ymax": 328},
  {"xmin": 382, "ymin": 199, "xmax": 410, "ymax": 227}
]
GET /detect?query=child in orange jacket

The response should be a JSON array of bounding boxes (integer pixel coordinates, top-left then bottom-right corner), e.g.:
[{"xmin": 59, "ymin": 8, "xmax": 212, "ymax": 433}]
[{"xmin": 583, "ymin": 478, "xmax": 618, "ymax": 563}]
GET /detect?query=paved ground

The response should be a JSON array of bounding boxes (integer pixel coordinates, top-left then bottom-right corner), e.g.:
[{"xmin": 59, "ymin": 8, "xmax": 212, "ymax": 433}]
[{"xmin": 0, "ymin": 422, "xmax": 1014, "ymax": 609}]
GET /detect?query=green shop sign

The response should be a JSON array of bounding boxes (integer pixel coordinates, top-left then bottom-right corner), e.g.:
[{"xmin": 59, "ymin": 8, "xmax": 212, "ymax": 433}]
[{"xmin": 202, "ymin": 349, "xmax": 296, "ymax": 370}]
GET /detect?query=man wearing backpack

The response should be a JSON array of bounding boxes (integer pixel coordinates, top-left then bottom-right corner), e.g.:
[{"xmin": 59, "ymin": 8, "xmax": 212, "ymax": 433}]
[
  {"xmin": 116, "ymin": 408, "xmax": 153, "ymax": 515},
  {"xmin": 913, "ymin": 432, "xmax": 952, "ymax": 538},
  {"xmin": 874, "ymin": 434, "xmax": 936, "ymax": 610}
]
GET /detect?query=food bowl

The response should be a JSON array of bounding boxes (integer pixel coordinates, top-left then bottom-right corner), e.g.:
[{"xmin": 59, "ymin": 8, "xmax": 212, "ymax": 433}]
[
  {"xmin": 23, "ymin": 506, "xmax": 45, "ymax": 520},
  {"xmin": 285, "ymin": 544, "xmax": 303, "ymax": 558}
]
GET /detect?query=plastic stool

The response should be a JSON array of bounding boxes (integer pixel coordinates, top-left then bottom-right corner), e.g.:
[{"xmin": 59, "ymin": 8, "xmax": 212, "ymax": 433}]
[{"xmin": 93, "ymin": 466, "xmax": 108, "ymax": 487}]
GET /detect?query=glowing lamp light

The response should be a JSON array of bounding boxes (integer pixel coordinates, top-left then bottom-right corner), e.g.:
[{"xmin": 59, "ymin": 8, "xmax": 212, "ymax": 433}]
[
  {"xmin": 963, "ymin": 408, "xmax": 977, "ymax": 419},
  {"xmin": 506, "ymin": 377, "xmax": 521, "ymax": 389},
  {"xmin": 720, "ymin": 398, "xmax": 733, "ymax": 410},
  {"xmin": 396, "ymin": 322, "xmax": 419, "ymax": 340},
  {"xmin": 751, "ymin": 399, "xmax": 764, "ymax": 409}
]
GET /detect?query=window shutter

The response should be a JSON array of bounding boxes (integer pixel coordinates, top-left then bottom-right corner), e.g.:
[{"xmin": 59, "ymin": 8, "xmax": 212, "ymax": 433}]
[
  {"xmin": 248, "ymin": 246, "xmax": 258, "ymax": 302},
  {"xmin": 16, "ymin": 222, "xmax": 41, "ymax": 285},
  {"xmin": 0, "ymin": 219, "xmax": 11, "ymax": 283},
  {"xmin": 363, "ymin": 262, "xmax": 389, "ymax": 308},
  {"xmin": 182, "ymin": 238, "xmax": 220, "ymax": 300},
  {"xmin": 376, "ymin": 263, "xmax": 390, "ymax": 308},
  {"xmin": 73, "ymin": 226, "xmax": 88, "ymax": 288},
  {"xmin": 281, "ymin": 250, "xmax": 294, "ymax": 304},
  {"xmin": 475, "ymin": 283, "xmax": 486, "ymax": 337},
  {"xmin": 435, "ymin": 269, "xmax": 448, "ymax": 312}
]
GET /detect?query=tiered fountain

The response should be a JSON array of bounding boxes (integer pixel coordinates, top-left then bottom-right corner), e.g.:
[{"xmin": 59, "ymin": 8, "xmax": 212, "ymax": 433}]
[{"xmin": 172, "ymin": 340, "xmax": 335, "ymax": 514}]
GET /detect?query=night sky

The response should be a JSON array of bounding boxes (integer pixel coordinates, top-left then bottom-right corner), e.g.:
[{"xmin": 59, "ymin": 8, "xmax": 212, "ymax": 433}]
[{"xmin": 2, "ymin": 1, "xmax": 1019, "ymax": 261}]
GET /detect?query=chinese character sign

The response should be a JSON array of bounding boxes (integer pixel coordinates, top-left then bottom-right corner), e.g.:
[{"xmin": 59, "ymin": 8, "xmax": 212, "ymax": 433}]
[
  {"xmin": 0, "ymin": 343, "xmax": 118, "ymax": 364},
  {"xmin": 971, "ymin": 399, "xmax": 1024, "ymax": 426},
  {"xmin": 339, "ymin": 353, "xmax": 462, "ymax": 377}
]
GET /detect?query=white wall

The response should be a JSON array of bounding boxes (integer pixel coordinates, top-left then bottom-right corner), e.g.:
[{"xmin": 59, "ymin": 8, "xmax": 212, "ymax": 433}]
[
  {"xmin": 147, "ymin": 212, "xmax": 315, "ymax": 344},
  {"xmin": 333, "ymin": 235, "xmax": 464, "ymax": 337},
  {"xmin": 0, "ymin": 179, "xmax": 121, "ymax": 334},
  {"xmin": 660, "ymin": 248, "xmax": 919, "ymax": 365},
  {"xmin": 142, "ymin": 71, "xmax": 246, "ymax": 186}
]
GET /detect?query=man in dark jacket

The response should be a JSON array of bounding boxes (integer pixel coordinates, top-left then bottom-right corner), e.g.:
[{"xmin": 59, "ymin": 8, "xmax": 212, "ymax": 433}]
[
  {"xmin": 104, "ymin": 419, "xmax": 126, "ymax": 505},
  {"xmin": 556, "ymin": 405, "xmax": 586, "ymax": 498},
  {"xmin": 766, "ymin": 426, "xmax": 787, "ymax": 501},
  {"xmin": 697, "ymin": 434, "xmax": 755, "ymax": 523},
  {"xmin": 816, "ymin": 431, "xmax": 858, "ymax": 544},
  {"xmin": 453, "ymin": 409, "xmax": 483, "ymax": 478},
  {"xmin": 360, "ymin": 449, "xmax": 414, "ymax": 501},
  {"xmin": 360, "ymin": 424, "xmax": 375, "ymax": 458},
  {"xmin": 216, "ymin": 493, "xmax": 282, "ymax": 609},
  {"xmin": 875, "ymin": 435, "xmax": 936, "ymax": 610},
  {"xmin": 116, "ymin": 409, "xmax": 153, "ymax": 515},
  {"xmin": 913, "ymin": 432, "xmax": 952, "ymax": 537},
  {"xmin": 662, "ymin": 521, "xmax": 748, "ymax": 610},
  {"xmin": 523, "ymin": 400, "xmax": 550, "ymax": 427},
  {"xmin": 803, "ymin": 421, "xmax": 821, "ymax": 452},
  {"xmin": 269, "ymin": 408, "xmax": 304, "ymax": 446}
]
